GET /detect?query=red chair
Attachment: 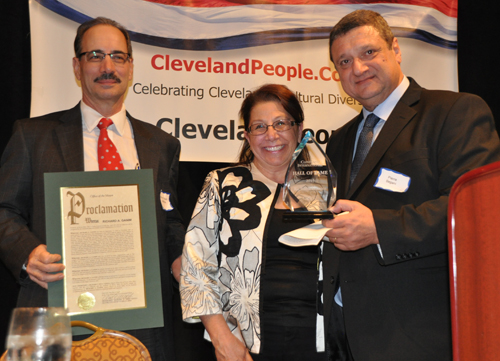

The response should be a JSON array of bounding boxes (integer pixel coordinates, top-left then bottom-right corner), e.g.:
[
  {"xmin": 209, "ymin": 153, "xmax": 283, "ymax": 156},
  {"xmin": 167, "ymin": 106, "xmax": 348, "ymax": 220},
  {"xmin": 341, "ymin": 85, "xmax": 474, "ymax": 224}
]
[{"xmin": 448, "ymin": 160, "xmax": 500, "ymax": 361}]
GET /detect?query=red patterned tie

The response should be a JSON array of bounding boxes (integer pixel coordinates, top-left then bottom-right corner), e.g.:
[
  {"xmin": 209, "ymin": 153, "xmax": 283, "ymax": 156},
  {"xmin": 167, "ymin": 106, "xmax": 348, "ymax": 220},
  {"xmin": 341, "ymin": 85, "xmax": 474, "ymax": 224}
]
[{"xmin": 97, "ymin": 118, "xmax": 124, "ymax": 171}]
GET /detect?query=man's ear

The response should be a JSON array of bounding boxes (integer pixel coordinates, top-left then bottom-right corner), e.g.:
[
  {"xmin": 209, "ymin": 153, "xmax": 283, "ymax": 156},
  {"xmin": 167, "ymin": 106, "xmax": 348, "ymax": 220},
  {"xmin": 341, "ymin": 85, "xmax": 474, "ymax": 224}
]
[
  {"xmin": 392, "ymin": 38, "xmax": 402, "ymax": 65},
  {"xmin": 73, "ymin": 57, "xmax": 82, "ymax": 81}
]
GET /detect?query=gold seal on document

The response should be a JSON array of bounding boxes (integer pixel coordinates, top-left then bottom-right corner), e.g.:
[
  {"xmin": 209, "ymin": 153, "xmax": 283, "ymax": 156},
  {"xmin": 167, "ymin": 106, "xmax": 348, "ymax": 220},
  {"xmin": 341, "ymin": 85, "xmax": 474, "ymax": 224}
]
[{"xmin": 78, "ymin": 292, "xmax": 96, "ymax": 311}]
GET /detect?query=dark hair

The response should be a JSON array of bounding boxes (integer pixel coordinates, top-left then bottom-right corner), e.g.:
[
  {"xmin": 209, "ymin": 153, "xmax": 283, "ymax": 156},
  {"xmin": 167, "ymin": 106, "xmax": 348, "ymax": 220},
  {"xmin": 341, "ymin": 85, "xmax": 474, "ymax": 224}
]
[
  {"xmin": 329, "ymin": 10, "xmax": 394, "ymax": 62},
  {"xmin": 237, "ymin": 84, "xmax": 304, "ymax": 165},
  {"xmin": 74, "ymin": 17, "xmax": 132, "ymax": 57}
]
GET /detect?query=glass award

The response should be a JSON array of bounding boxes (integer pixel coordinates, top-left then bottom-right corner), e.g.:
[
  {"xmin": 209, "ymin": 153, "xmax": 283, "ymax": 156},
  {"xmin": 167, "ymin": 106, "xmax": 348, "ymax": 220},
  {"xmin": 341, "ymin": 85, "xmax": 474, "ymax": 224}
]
[{"xmin": 283, "ymin": 131, "xmax": 336, "ymax": 220}]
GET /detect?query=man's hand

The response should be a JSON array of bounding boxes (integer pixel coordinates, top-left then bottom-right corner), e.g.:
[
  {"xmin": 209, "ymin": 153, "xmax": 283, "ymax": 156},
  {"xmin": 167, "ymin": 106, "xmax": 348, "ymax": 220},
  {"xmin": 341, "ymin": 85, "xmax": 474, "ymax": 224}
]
[
  {"xmin": 322, "ymin": 199, "xmax": 379, "ymax": 251},
  {"xmin": 26, "ymin": 245, "xmax": 65, "ymax": 289}
]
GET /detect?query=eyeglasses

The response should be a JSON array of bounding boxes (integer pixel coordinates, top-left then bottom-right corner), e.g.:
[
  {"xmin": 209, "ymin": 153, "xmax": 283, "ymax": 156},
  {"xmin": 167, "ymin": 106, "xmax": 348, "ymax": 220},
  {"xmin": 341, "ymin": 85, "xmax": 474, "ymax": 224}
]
[
  {"xmin": 78, "ymin": 51, "xmax": 131, "ymax": 65},
  {"xmin": 247, "ymin": 119, "xmax": 296, "ymax": 136}
]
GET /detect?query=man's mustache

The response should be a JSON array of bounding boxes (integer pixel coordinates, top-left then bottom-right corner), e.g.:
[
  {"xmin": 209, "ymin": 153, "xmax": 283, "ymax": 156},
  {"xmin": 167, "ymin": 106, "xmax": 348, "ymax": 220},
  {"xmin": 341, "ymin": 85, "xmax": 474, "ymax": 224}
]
[{"xmin": 94, "ymin": 73, "xmax": 121, "ymax": 83}]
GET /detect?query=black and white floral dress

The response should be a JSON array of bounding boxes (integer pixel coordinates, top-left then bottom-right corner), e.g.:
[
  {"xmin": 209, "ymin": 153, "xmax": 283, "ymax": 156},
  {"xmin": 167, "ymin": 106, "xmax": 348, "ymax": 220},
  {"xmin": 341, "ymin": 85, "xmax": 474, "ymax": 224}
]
[{"xmin": 180, "ymin": 164, "xmax": 325, "ymax": 354}]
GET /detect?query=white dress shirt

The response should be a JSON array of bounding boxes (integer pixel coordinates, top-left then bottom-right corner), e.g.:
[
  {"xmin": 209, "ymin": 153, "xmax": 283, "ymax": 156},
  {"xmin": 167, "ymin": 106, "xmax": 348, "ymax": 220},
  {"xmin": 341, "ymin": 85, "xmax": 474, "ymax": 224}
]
[
  {"xmin": 353, "ymin": 76, "xmax": 410, "ymax": 153},
  {"xmin": 80, "ymin": 102, "xmax": 140, "ymax": 171}
]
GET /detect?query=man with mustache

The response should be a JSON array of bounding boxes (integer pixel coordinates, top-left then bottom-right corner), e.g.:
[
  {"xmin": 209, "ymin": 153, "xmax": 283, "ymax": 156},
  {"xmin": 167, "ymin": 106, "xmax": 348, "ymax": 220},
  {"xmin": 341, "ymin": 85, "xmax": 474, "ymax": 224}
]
[
  {"xmin": 321, "ymin": 9, "xmax": 500, "ymax": 361},
  {"xmin": 0, "ymin": 17, "xmax": 185, "ymax": 360}
]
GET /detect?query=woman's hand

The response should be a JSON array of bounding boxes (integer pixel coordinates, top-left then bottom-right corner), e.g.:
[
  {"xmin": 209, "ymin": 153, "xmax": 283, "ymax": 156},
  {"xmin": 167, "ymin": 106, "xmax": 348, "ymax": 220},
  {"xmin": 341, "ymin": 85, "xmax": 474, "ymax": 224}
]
[
  {"xmin": 201, "ymin": 314, "xmax": 253, "ymax": 361},
  {"xmin": 213, "ymin": 330, "xmax": 252, "ymax": 361}
]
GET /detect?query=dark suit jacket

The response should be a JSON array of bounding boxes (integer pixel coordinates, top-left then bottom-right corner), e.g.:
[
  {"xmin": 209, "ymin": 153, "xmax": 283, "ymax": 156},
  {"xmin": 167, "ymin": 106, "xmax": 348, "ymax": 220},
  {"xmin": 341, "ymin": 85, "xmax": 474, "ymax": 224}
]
[
  {"xmin": 323, "ymin": 79, "xmax": 500, "ymax": 361},
  {"xmin": 0, "ymin": 103, "xmax": 185, "ymax": 360}
]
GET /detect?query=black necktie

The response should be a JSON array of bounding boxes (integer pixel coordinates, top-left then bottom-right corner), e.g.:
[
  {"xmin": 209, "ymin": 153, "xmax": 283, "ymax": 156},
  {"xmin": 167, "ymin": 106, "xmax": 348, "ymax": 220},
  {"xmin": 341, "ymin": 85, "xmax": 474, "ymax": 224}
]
[{"xmin": 350, "ymin": 113, "xmax": 380, "ymax": 186}]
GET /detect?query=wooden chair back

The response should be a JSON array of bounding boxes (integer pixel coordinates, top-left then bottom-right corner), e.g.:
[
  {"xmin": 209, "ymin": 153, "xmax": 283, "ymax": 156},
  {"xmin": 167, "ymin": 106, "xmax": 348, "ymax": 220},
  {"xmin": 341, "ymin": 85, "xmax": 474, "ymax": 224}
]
[
  {"xmin": 71, "ymin": 320, "xmax": 151, "ymax": 361},
  {"xmin": 448, "ymin": 161, "xmax": 500, "ymax": 361}
]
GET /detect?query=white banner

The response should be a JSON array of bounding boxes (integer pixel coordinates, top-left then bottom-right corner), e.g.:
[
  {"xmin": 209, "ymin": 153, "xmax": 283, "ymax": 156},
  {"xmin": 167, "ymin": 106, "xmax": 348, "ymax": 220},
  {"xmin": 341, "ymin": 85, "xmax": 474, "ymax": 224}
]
[{"xmin": 29, "ymin": 0, "xmax": 458, "ymax": 162}]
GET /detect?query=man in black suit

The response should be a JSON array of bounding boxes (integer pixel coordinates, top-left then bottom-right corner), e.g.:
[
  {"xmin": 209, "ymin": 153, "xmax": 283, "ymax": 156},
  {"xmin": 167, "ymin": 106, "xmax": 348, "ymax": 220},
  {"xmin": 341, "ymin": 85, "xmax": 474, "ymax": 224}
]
[
  {"xmin": 0, "ymin": 17, "xmax": 184, "ymax": 360},
  {"xmin": 321, "ymin": 10, "xmax": 500, "ymax": 361}
]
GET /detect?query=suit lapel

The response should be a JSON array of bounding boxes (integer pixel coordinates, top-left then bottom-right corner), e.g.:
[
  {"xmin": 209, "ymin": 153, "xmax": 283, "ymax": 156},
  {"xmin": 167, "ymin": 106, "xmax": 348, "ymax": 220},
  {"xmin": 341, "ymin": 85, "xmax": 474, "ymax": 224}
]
[
  {"xmin": 52, "ymin": 106, "xmax": 159, "ymax": 172},
  {"xmin": 346, "ymin": 80, "xmax": 421, "ymax": 198},
  {"xmin": 55, "ymin": 104, "xmax": 84, "ymax": 172},
  {"xmin": 338, "ymin": 116, "xmax": 362, "ymax": 198},
  {"xmin": 129, "ymin": 114, "xmax": 159, "ymax": 171}
]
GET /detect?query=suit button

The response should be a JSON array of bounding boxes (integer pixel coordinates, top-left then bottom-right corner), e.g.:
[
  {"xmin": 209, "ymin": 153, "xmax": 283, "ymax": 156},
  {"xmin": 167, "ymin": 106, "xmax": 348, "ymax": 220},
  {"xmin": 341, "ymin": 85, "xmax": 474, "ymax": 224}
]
[
  {"xmin": 415, "ymin": 252, "xmax": 420, "ymax": 257},
  {"xmin": 330, "ymin": 276, "xmax": 335, "ymax": 284},
  {"xmin": 395, "ymin": 254, "xmax": 402, "ymax": 260}
]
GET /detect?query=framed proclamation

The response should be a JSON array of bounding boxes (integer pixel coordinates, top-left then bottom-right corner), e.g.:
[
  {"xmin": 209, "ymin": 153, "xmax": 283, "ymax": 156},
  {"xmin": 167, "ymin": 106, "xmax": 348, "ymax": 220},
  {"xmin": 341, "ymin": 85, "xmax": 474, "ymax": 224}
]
[{"xmin": 44, "ymin": 169, "xmax": 163, "ymax": 334}]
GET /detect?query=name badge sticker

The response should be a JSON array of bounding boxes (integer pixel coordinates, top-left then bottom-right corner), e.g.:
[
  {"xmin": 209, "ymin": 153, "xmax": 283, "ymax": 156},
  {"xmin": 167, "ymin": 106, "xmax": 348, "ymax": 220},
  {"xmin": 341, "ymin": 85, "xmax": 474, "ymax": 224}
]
[
  {"xmin": 160, "ymin": 191, "xmax": 174, "ymax": 211},
  {"xmin": 374, "ymin": 168, "xmax": 411, "ymax": 193}
]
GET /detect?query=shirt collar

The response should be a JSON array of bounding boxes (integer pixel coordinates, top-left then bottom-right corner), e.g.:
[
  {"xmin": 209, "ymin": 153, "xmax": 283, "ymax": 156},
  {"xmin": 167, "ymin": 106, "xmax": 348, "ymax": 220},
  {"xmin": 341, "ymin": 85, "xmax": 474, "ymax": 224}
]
[
  {"xmin": 362, "ymin": 75, "xmax": 410, "ymax": 121},
  {"xmin": 80, "ymin": 101, "xmax": 128, "ymax": 136}
]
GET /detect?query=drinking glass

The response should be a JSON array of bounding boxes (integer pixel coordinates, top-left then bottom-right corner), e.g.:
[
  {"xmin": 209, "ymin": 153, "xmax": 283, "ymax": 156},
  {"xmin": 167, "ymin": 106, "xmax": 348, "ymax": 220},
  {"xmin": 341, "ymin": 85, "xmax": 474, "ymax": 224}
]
[{"xmin": 5, "ymin": 307, "xmax": 72, "ymax": 361}]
